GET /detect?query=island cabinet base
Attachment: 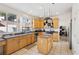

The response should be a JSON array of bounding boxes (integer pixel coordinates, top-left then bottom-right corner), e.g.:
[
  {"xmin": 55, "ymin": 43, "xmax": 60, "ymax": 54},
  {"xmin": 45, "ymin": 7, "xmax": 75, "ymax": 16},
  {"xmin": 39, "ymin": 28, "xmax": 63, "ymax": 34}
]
[
  {"xmin": 4, "ymin": 33, "xmax": 35, "ymax": 55},
  {"xmin": 53, "ymin": 33, "xmax": 60, "ymax": 42},
  {"xmin": 37, "ymin": 36, "xmax": 52, "ymax": 55}
]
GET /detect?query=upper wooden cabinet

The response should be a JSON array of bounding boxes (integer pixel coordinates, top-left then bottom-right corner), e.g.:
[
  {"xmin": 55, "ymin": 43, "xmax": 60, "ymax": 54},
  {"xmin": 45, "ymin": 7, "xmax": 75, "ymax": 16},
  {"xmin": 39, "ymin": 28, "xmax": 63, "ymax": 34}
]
[
  {"xmin": 33, "ymin": 18, "xmax": 44, "ymax": 29},
  {"xmin": 38, "ymin": 19, "xmax": 44, "ymax": 28},
  {"xmin": 53, "ymin": 17, "xmax": 59, "ymax": 29},
  {"xmin": 33, "ymin": 19, "xmax": 39, "ymax": 28}
]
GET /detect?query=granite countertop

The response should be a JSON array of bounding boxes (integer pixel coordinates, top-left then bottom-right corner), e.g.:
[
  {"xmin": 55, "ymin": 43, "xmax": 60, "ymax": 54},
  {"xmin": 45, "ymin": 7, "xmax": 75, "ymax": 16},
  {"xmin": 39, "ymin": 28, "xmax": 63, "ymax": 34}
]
[{"xmin": 2, "ymin": 32, "xmax": 33, "ymax": 39}]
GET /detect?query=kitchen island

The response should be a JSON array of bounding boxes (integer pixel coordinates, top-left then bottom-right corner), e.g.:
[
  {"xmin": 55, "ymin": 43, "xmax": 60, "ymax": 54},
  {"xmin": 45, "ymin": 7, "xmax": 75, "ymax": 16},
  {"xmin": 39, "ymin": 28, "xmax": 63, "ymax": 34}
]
[{"xmin": 37, "ymin": 33, "xmax": 53, "ymax": 54}]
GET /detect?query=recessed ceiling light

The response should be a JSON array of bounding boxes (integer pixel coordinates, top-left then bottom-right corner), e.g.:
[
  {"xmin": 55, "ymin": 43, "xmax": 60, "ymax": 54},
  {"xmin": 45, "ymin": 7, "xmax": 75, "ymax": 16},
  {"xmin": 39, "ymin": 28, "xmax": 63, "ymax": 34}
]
[
  {"xmin": 29, "ymin": 10, "xmax": 32, "ymax": 13},
  {"xmin": 39, "ymin": 16, "xmax": 42, "ymax": 17},
  {"xmin": 52, "ymin": 3, "xmax": 55, "ymax": 4},
  {"xmin": 39, "ymin": 6, "xmax": 43, "ymax": 9},
  {"xmin": 56, "ymin": 12, "xmax": 59, "ymax": 15}
]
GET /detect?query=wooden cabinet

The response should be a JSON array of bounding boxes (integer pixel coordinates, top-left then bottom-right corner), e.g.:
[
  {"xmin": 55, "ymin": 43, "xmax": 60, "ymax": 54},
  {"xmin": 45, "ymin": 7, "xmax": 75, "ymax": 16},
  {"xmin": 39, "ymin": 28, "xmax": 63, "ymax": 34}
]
[
  {"xmin": 0, "ymin": 41, "xmax": 6, "ymax": 46},
  {"xmin": 38, "ymin": 32, "xmax": 43, "ymax": 37},
  {"xmin": 38, "ymin": 20, "xmax": 44, "ymax": 28},
  {"xmin": 33, "ymin": 20, "xmax": 39, "ymax": 28},
  {"xmin": 4, "ymin": 37, "xmax": 19, "ymax": 54},
  {"xmin": 24, "ymin": 35, "xmax": 28, "ymax": 46},
  {"xmin": 53, "ymin": 33, "xmax": 59, "ymax": 42},
  {"xmin": 31, "ymin": 33, "xmax": 35, "ymax": 43},
  {"xmin": 4, "ymin": 33, "xmax": 35, "ymax": 55},
  {"xmin": 37, "ymin": 36, "xmax": 52, "ymax": 54},
  {"xmin": 53, "ymin": 17, "xmax": 59, "ymax": 29},
  {"xmin": 26, "ymin": 34, "xmax": 31, "ymax": 45},
  {"xmin": 19, "ymin": 35, "xmax": 27, "ymax": 49},
  {"xmin": 33, "ymin": 19, "xmax": 44, "ymax": 29}
]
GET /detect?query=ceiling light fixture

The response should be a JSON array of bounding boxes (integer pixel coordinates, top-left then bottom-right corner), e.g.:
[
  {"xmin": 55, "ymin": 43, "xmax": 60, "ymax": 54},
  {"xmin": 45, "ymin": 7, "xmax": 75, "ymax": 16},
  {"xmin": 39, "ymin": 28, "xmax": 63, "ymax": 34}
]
[
  {"xmin": 29, "ymin": 10, "xmax": 32, "ymax": 13},
  {"xmin": 52, "ymin": 3, "xmax": 55, "ymax": 4},
  {"xmin": 56, "ymin": 12, "xmax": 59, "ymax": 15},
  {"xmin": 39, "ymin": 6, "xmax": 43, "ymax": 9}
]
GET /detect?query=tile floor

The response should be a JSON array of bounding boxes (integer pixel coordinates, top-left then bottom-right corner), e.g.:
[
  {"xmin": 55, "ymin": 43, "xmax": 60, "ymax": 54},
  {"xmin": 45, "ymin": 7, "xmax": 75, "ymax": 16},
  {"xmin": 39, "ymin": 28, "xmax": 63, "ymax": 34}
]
[{"xmin": 12, "ymin": 36, "xmax": 72, "ymax": 55}]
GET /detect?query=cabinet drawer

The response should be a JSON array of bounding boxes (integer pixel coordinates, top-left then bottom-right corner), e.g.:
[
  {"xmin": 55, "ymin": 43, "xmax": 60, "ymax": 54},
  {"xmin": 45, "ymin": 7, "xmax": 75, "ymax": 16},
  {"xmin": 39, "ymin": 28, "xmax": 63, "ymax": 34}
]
[{"xmin": 0, "ymin": 41, "xmax": 6, "ymax": 46}]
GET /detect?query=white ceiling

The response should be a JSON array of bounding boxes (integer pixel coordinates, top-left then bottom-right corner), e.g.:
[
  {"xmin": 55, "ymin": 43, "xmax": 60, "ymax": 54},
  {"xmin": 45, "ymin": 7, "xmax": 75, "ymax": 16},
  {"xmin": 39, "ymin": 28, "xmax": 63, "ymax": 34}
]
[{"xmin": 3, "ymin": 3, "xmax": 72, "ymax": 17}]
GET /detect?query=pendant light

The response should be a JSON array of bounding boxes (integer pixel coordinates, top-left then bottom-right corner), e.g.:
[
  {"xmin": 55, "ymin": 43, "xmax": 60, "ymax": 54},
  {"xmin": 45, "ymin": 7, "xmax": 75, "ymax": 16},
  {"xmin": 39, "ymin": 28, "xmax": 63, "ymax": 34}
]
[
  {"xmin": 48, "ymin": 3, "xmax": 50, "ymax": 17},
  {"xmin": 43, "ymin": 4, "xmax": 45, "ymax": 18}
]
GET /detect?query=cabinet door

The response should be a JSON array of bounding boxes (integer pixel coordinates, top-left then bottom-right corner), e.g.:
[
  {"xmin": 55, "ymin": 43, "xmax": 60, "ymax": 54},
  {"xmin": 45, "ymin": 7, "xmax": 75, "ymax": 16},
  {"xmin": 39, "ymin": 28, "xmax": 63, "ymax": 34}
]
[
  {"xmin": 0, "ymin": 41, "xmax": 6, "ymax": 46},
  {"xmin": 33, "ymin": 20, "xmax": 39, "ymax": 28},
  {"xmin": 31, "ymin": 34, "xmax": 35, "ymax": 43},
  {"xmin": 26, "ymin": 35, "xmax": 30, "ymax": 45},
  {"xmin": 26, "ymin": 35, "xmax": 29, "ymax": 45},
  {"xmin": 13, "ymin": 38, "xmax": 19, "ymax": 51},
  {"xmin": 4, "ymin": 38, "xmax": 19, "ymax": 54},
  {"xmin": 33, "ymin": 19, "xmax": 44, "ymax": 29},
  {"xmin": 24, "ymin": 35, "xmax": 28, "ymax": 46},
  {"xmin": 53, "ymin": 33, "xmax": 59, "ymax": 42},
  {"xmin": 19, "ymin": 36, "xmax": 26, "ymax": 49},
  {"xmin": 38, "ymin": 20, "xmax": 44, "ymax": 28},
  {"xmin": 53, "ymin": 17, "xmax": 59, "ymax": 29},
  {"xmin": 38, "ymin": 32, "xmax": 43, "ymax": 36}
]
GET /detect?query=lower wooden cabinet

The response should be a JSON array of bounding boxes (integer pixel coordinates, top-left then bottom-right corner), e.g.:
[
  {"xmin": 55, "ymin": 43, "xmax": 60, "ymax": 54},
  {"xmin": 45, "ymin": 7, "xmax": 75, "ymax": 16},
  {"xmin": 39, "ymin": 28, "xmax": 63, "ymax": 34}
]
[
  {"xmin": 26, "ymin": 34, "xmax": 31, "ymax": 45},
  {"xmin": 53, "ymin": 33, "xmax": 59, "ymax": 42},
  {"xmin": 37, "ymin": 36, "xmax": 52, "ymax": 54},
  {"xmin": 26, "ymin": 34, "xmax": 35, "ymax": 44},
  {"xmin": 4, "ymin": 38, "xmax": 19, "ymax": 54},
  {"xmin": 31, "ymin": 34, "xmax": 35, "ymax": 43},
  {"xmin": 38, "ymin": 32, "xmax": 43, "ymax": 36},
  {"xmin": 4, "ymin": 33, "xmax": 35, "ymax": 55},
  {"xmin": 19, "ymin": 35, "xmax": 27, "ymax": 49},
  {"xmin": 0, "ymin": 41, "xmax": 6, "ymax": 46}
]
